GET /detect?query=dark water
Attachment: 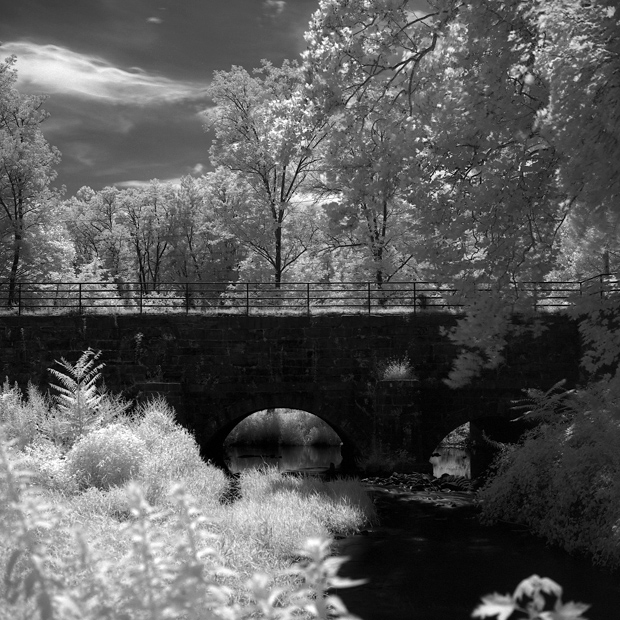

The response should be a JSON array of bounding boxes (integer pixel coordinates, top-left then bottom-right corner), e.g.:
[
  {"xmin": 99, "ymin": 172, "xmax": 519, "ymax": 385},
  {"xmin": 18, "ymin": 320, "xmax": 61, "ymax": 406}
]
[
  {"xmin": 224, "ymin": 444, "xmax": 342, "ymax": 474},
  {"xmin": 335, "ymin": 490, "xmax": 620, "ymax": 620},
  {"xmin": 429, "ymin": 446, "xmax": 470, "ymax": 478}
]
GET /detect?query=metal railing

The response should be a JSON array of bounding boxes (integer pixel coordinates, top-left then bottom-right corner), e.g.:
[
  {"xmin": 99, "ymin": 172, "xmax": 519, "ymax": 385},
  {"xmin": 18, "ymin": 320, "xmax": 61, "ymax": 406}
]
[{"xmin": 0, "ymin": 275, "xmax": 617, "ymax": 316}]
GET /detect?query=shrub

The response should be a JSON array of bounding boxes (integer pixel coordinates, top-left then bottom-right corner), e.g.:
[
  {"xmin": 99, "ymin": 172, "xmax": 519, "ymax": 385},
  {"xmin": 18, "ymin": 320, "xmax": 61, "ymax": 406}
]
[
  {"xmin": 132, "ymin": 398, "xmax": 228, "ymax": 507},
  {"xmin": 479, "ymin": 392, "xmax": 620, "ymax": 568},
  {"xmin": 66, "ymin": 424, "xmax": 147, "ymax": 490},
  {"xmin": 19, "ymin": 440, "xmax": 77, "ymax": 493},
  {"xmin": 0, "ymin": 382, "xmax": 52, "ymax": 449}
]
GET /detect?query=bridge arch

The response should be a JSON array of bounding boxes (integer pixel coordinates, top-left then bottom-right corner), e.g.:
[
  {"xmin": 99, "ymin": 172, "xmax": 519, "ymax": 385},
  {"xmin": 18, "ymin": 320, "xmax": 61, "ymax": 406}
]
[{"xmin": 198, "ymin": 393, "xmax": 362, "ymax": 473}]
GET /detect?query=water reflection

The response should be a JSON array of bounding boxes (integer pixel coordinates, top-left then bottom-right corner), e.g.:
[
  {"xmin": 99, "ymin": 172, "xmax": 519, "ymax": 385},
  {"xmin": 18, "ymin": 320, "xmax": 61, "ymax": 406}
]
[
  {"xmin": 429, "ymin": 446, "xmax": 471, "ymax": 478},
  {"xmin": 225, "ymin": 444, "xmax": 343, "ymax": 474}
]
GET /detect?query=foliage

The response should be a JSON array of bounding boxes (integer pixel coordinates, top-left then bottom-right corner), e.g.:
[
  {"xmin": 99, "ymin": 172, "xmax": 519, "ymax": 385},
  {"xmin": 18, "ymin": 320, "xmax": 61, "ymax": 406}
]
[
  {"xmin": 0, "ymin": 406, "xmax": 371, "ymax": 619},
  {"xmin": 0, "ymin": 380, "xmax": 45, "ymax": 449},
  {"xmin": 65, "ymin": 177, "xmax": 239, "ymax": 294},
  {"xmin": 472, "ymin": 574, "xmax": 589, "ymax": 620},
  {"xmin": 203, "ymin": 61, "xmax": 329, "ymax": 286},
  {"xmin": 478, "ymin": 387, "xmax": 620, "ymax": 568},
  {"xmin": 225, "ymin": 408, "xmax": 341, "ymax": 446},
  {"xmin": 132, "ymin": 397, "xmax": 226, "ymax": 505},
  {"xmin": 66, "ymin": 424, "xmax": 147, "ymax": 490},
  {"xmin": 0, "ymin": 55, "xmax": 63, "ymax": 305},
  {"xmin": 47, "ymin": 349, "xmax": 113, "ymax": 447}
]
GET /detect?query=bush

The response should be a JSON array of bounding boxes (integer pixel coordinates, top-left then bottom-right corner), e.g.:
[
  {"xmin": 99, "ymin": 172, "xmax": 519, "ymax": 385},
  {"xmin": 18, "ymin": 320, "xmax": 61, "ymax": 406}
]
[
  {"xmin": 132, "ymin": 398, "xmax": 228, "ymax": 507},
  {"xmin": 67, "ymin": 424, "xmax": 147, "ymax": 490},
  {"xmin": 0, "ymin": 382, "xmax": 51, "ymax": 449},
  {"xmin": 479, "ymin": 399, "xmax": 620, "ymax": 568}
]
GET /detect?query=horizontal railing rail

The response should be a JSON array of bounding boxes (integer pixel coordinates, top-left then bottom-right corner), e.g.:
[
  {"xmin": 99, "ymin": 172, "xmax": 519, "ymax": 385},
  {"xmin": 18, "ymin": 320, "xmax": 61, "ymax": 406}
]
[{"xmin": 0, "ymin": 275, "xmax": 616, "ymax": 316}]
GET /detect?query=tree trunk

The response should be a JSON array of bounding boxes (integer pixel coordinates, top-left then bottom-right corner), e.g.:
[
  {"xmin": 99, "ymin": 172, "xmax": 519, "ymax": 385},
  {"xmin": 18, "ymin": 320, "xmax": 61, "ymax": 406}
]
[
  {"xmin": 274, "ymin": 214, "xmax": 283, "ymax": 289},
  {"xmin": 7, "ymin": 228, "xmax": 22, "ymax": 307}
]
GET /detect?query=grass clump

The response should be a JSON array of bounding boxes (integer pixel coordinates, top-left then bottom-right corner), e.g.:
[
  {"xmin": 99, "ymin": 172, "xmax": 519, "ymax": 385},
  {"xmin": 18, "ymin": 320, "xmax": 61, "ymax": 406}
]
[{"xmin": 378, "ymin": 356, "xmax": 416, "ymax": 381}]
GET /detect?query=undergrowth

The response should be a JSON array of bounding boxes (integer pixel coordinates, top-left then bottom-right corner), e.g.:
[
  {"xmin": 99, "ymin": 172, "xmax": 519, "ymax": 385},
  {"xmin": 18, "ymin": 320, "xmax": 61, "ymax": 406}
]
[{"xmin": 478, "ymin": 381, "xmax": 620, "ymax": 569}]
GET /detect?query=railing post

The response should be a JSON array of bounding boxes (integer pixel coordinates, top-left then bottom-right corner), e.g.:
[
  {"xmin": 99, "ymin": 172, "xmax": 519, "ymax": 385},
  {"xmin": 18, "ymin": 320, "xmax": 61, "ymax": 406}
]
[
  {"xmin": 367, "ymin": 282, "xmax": 371, "ymax": 314},
  {"xmin": 18, "ymin": 283, "xmax": 22, "ymax": 316},
  {"xmin": 413, "ymin": 281, "xmax": 417, "ymax": 315},
  {"xmin": 307, "ymin": 282, "xmax": 310, "ymax": 315},
  {"xmin": 139, "ymin": 284, "xmax": 143, "ymax": 315},
  {"xmin": 185, "ymin": 282, "xmax": 190, "ymax": 314},
  {"xmin": 246, "ymin": 282, "xmax": 250, "ymax": 316},
  {"xmin": 78, "ymin": 283, "xmax": 82, "ymax": 315}
]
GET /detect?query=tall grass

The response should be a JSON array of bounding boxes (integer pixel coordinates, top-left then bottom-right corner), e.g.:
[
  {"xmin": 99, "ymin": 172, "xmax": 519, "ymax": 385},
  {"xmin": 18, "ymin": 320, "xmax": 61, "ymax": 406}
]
[{"xmin": 225, "ymin": 408, "xmax": 341, "ymax": 446}]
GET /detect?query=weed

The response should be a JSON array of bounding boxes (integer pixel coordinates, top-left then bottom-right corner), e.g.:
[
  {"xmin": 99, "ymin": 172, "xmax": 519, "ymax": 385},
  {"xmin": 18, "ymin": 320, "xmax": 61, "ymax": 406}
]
[{"xmin": 378, "ymin": 356, "xmax": 416, "ymax": 381}]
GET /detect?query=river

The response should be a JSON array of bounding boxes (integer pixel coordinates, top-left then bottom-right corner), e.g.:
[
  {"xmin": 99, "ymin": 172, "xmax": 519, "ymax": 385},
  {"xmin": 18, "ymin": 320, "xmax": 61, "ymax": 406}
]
[
  {"xmin": 224, "ymin": 444, "xmax": 343, "ymax": 474},
  {"xmin": 333, "ymin": 486, "xmax": 620, "ymax": 620}
]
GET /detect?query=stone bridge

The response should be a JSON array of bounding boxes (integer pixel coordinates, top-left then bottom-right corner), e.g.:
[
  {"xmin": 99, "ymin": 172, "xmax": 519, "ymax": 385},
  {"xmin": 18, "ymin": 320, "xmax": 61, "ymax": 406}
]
[{"xmin": 0, "ymin": 314, "xmax": 581, "ymax": 471}]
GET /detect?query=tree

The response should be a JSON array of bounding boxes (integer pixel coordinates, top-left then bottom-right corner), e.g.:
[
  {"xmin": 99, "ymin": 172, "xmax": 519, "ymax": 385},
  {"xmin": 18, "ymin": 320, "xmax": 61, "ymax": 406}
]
[
  {"xmin": 165, "ymin": 175, "xmax": 240, "ymax": 286},
  {"xmin": 66, "ymin": 186, "xmax": 129, "ymax": 282},
  {"xmin": 203, "ymin": 61, "xmax": 329, "ymax": 287},
  {"xmin": 316, "ymin": 112, "xmax": 424, "ymax": 288},
  {"xmin": 115, "ymin": 181, "xmax": 176, "ymax": 294},
  {"xmin": 0, "ymin": 55, "xmax": 62, "ymax": 305},
  {"xmin": 304, "ymin": 0, "xmax": 564, "ymax": 293}
]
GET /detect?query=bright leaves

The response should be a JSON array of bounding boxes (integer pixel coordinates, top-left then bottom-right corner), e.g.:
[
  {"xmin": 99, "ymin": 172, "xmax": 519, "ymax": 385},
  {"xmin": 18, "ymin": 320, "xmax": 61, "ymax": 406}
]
[{"xmin": 472, "ymin": 574, "xmax": 590, "ymax": 620}]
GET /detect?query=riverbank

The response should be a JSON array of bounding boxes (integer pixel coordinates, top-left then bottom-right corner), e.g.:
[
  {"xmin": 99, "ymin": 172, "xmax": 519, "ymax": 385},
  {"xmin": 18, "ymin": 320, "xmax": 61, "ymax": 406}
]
[{"xmin": 334, "ymin": 481, "xmax": 620, "ymax": 620}]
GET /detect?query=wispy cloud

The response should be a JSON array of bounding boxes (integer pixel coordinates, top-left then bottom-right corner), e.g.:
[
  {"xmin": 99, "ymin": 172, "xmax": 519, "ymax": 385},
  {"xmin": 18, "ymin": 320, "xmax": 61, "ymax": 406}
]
[
  {"xmin": 146, "ymin": 17, "xmax": 163, "ymax": 24},
  {"xmin": 2, "ymin": 41, "xmax": 208, "ymax": 105},
  {"xmin": 114, "ymin": 177, "xmax": 182, "ymax": 189},
  {"xmin": 263, "ymin": 0, "xmax": 286, "ymax": 16}
]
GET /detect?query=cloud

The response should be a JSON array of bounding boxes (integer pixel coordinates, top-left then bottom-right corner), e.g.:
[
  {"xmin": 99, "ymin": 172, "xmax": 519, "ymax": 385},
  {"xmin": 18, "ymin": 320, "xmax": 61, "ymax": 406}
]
[
  {"xmin": 191, "ymin": 163, "xmax": 205, "ymax": 174},
  {"xmin": 2, "ymin": 41, "xmax": 209, "ymax": 106},
  {"xmin": 114, "ymin": 177, "xmax": 182, "ymax": 189},
  {"xmin": 263, "ymin": 0, "xmax": 286, "ymax": 16},
  {"xmin": 146, "ymin": 17, "xmax": 163, "ymax": 24}
]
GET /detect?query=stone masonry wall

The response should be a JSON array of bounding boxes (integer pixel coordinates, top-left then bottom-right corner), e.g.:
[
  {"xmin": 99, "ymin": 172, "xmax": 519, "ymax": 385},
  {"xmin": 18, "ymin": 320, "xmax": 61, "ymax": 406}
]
[{"xmin": 0, "ymin": 313, "xmax": 581, "ymax": 462}]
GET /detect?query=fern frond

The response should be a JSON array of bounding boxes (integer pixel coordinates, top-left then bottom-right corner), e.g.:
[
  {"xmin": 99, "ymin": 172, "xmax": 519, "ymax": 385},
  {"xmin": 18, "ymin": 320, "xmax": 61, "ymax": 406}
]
[{"xmin": 47, "ymin": 349, "xmax": 106, "ymax": 446}]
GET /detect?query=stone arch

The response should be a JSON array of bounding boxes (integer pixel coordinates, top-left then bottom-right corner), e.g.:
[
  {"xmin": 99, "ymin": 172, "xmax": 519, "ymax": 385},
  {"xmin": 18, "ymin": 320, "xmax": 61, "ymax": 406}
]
[
  {"xmin": 199, "ymin": 393, "xmax": 361, "ymax": 473},
  {"xmin": 428, "ymin": 414, "xmax": 536, "ymax": 478}
]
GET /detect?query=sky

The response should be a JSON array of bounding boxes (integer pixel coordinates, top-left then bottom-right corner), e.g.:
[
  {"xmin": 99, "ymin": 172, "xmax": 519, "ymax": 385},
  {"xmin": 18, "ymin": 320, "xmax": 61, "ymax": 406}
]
[
  {"xmin": 0, "ymin": 0, "xmax": 321, "ymax": 196},
  {"xmin": 1, "ymin": 0, "xmax": 428, "ymax": 197}
]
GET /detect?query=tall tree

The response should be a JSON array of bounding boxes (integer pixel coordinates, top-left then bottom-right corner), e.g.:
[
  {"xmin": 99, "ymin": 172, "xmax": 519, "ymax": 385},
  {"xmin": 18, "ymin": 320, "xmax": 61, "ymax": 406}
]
[
  {"xmin": 66, "ymin": 186, "xmax": 129, "ymax": 282},
  {"xmin": 204, "ymin": 61, "xmax": 329, "ymax": 286},
  {"xmin": 116, "ymin": 181, "xmax": 176, "ymax": 294},
  {"xmin": 0, "ymin": 55, "xmax": 61, "ymax": 305},
  {"xmin": 166, "ymin": 175, "xmax": 240, "ymax": 285}
]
